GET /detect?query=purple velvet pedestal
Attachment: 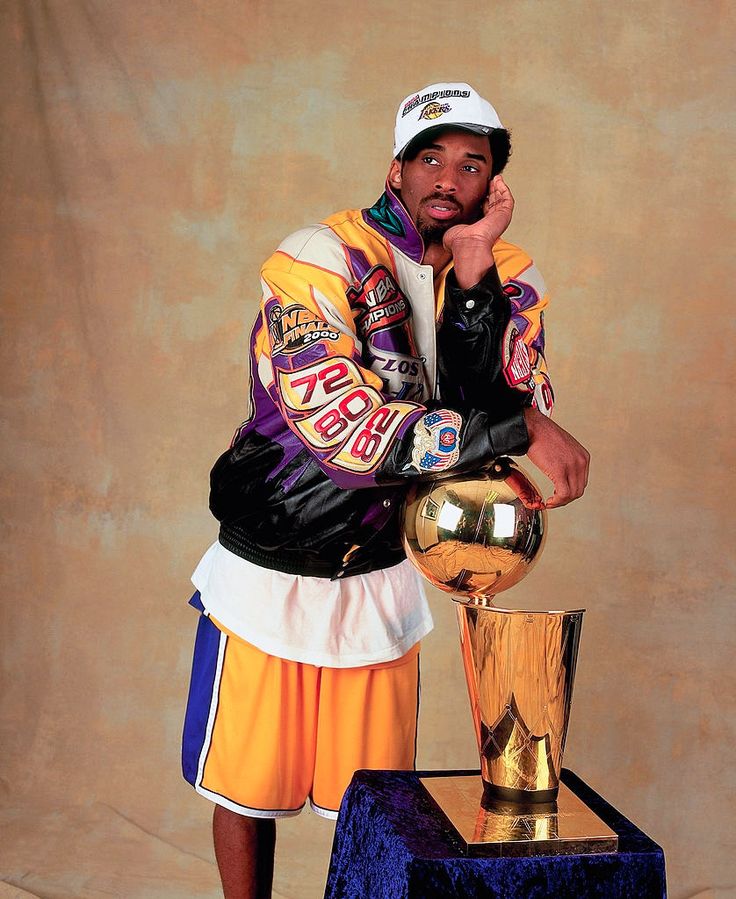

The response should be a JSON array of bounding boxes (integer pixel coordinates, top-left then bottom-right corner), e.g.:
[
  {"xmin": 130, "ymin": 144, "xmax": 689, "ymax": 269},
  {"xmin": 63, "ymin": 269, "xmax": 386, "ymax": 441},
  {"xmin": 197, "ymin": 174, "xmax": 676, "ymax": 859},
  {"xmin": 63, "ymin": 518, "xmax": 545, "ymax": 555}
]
[{"xmin": 324, "ymin": 769, "xmax": 667, "ymax": 898}]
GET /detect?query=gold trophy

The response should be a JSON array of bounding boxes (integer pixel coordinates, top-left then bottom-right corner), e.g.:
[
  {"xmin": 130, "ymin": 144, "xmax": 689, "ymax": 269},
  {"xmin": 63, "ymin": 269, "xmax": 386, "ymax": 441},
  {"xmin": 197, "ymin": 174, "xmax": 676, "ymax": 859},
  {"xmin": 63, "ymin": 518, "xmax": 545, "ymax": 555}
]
[{"xmin": 402, "ymin": 458, "xmax": 617, "ymax": 857}]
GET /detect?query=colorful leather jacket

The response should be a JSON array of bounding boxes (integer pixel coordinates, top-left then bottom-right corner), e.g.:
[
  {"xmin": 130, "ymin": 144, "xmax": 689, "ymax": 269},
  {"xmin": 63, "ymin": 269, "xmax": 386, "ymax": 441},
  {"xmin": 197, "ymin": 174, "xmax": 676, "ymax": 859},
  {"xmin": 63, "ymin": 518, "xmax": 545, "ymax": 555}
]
[{"xmin": 210, "ymin": 185, "xmax": 553, "ymax": 579}]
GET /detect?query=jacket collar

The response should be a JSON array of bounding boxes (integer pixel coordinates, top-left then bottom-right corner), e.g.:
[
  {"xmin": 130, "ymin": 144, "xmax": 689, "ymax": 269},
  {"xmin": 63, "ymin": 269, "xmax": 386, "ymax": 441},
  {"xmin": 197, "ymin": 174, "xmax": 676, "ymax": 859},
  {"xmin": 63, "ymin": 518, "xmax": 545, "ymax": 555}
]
[{"xmin": 362, "ymin": 182, "xmax": 424, "ymax": 263}]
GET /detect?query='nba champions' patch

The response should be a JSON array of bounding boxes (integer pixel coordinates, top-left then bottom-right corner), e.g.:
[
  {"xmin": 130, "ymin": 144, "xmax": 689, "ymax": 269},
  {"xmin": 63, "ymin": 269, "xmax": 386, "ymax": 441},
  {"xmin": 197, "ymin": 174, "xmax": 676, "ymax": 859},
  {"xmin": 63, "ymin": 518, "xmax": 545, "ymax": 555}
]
[{"xmin": 502, "ymin": 325, "xmax": 534, "ymax": 391}]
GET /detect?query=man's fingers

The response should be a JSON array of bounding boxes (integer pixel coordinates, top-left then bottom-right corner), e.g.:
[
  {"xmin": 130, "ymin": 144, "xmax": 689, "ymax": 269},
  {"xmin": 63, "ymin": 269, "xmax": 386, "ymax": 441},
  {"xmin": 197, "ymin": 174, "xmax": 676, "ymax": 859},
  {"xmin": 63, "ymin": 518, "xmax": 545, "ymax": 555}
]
[
  {"xmin": 577, "ymin": 446, "xmax": 591, "ymax": 490},
  {"xmin": 572, "ymin": 452, "xmax": 590, "ymax": 497},
  {"xmin": 545, "ymin": 487, "xmax": 577, "ymax": 509},
  {"xmin": 505, "ymin": 469, "xmax": 544, "ymax": 509},
  {"xmin": 520, "ymin": 493, "xmax": 545, "ymax": 511},
  {"xmin": 492, "ymin": 176, "xmax": 513, "ymax": 200},
  {"xmin": 544, "ymin": 455, "xmax": 589, "ymax": 508},
  {"xmin": 523, "ymin": 407, "xmax": 591, "ymax": 510},
  {"xmin": 545, "ymin": 462, "xmax": 588, "ymax": 508},
  {"xmin": 487, "ymin": 176, "xmax": 514, "ymax": 218},
  {"xmin": 544, "ymin": 478, "xmax": 572, "ymax": 509}
]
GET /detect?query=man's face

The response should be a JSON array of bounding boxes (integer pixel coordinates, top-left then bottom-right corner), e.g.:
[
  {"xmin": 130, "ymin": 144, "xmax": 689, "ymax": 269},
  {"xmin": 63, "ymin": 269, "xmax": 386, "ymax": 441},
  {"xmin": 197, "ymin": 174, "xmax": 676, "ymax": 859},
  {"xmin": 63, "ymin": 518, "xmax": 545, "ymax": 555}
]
[{"xmin": 388, "ymin": 128, "xmax": 493, "ymax": 245}]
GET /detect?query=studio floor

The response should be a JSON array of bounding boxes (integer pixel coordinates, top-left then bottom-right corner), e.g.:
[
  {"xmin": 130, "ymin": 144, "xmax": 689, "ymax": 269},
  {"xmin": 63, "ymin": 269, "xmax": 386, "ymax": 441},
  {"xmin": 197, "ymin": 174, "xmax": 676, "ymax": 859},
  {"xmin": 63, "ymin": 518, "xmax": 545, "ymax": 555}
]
[{"xmin": 0, "ymin": 801, "xmax": 336, "ymax": 899}]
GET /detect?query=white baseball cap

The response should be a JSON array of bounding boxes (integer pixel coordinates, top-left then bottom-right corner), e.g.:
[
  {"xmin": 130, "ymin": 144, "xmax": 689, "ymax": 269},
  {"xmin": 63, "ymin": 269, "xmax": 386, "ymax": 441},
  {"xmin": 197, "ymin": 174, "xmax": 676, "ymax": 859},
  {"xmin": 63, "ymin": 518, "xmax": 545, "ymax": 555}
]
[{"xmin": 393, "ymin": 81, "xmax": 504, "ymax": 158}]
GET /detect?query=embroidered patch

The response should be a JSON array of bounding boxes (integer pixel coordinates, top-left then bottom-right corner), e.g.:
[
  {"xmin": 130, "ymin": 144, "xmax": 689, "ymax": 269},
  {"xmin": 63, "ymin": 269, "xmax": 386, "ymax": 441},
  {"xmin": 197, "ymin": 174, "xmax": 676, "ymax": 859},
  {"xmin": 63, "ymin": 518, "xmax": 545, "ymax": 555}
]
[
  {"xmin": 347, "ymin": 265, "xmax": 412, "ymax": 338},
  {"xmin": 502, "ymin": 325, "xmax": 534, "ymax": 391},
  {"xmin": 295, "ymin": 386, "xmax": 383, "ymax": 450},
  {"xmin": 367, "ymin": 347, "xmax": 425, "ymax": 402},
  {"xmin": 532, "ymin": 376, "xmax": 555, "ymax": 416},
  {"xmin": 277, "ymin": 357, "xmax": 363, "ymax": 411},
  {"xmin": 268, "ymin": 303, "xmax": 340, "ymax": 355},
  {"xmin": 418, "ymin": 101, "xmax": 451, "ymax": 120},
  {"xmin": 411, "ymin": 409, "xmax": 463, "ymax": 472},
  {"xmin": 401, "ymin": 88, "xmax": 470, "ymax": 118},
  {"xmin": 330, "ymin": 402, "xmax": 420, "ymax": 474},
  {"xmin": 503, "ymin": 282, "xmax": 524, "ymax": 301}
]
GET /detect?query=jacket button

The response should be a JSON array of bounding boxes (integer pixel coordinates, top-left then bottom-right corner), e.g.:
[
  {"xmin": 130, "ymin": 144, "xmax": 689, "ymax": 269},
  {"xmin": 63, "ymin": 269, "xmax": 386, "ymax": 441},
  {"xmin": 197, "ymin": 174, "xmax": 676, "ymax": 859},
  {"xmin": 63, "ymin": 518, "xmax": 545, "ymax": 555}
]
[
  {"xmin": 383, "ymin": 498, "xmax": 391, "ymax": 508},
  {"xmin": 465, "ymin": 299, "xmax": 476, "ymax": 310},
  {"xmin": 417, "ymin": 272, "xmax": 427, "ymax": 281}
]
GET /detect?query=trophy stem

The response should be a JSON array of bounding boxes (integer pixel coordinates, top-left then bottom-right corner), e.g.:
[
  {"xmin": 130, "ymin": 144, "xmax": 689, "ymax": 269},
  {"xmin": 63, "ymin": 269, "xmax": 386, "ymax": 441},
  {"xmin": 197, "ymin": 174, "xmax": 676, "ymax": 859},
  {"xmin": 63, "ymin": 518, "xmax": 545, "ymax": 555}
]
[{"xmin": 456, "ymin": 602, "xmax": 584, "ymax": 805}]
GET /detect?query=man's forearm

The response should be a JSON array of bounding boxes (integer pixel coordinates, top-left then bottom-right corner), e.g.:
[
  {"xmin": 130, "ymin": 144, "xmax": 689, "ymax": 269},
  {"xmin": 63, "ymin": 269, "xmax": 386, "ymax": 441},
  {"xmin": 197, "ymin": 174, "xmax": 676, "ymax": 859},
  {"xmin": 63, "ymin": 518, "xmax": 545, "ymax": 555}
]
[{"xmin": 451, "ymin": 239, "xmax": 496, "ymax": 289}]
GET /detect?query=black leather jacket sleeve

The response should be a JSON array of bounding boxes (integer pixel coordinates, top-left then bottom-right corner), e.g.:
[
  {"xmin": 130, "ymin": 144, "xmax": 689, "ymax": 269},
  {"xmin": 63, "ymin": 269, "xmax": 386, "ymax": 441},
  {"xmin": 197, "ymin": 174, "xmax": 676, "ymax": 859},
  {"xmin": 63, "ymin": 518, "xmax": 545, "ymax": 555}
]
[{"xmin": 437, "ymin": 266, "xmax": 532, "ymax": 424}]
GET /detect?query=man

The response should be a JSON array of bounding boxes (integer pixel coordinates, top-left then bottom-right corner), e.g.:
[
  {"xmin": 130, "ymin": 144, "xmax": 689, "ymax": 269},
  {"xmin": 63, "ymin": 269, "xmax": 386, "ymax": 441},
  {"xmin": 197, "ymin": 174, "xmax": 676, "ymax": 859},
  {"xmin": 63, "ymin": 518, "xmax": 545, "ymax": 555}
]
[{"xmin": 182, "ymin": 81, "xmax": 589, "ymax": 897}]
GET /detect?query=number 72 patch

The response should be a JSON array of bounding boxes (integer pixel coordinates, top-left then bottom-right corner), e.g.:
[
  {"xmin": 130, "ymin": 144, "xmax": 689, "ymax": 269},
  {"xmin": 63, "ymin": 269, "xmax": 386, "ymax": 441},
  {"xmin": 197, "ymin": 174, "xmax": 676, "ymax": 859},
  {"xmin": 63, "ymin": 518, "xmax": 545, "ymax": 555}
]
[{"xmin": 277, "ymin": 357, "xmax": 364, "ymax": 411}]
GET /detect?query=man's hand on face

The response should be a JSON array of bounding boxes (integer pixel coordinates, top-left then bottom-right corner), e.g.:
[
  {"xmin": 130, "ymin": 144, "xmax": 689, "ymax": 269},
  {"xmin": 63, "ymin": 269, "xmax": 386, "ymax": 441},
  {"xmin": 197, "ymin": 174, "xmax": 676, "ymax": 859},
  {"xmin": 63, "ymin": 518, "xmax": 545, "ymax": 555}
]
[
  {"xmin": 442, "ymin": 176, "xmax": 515, "ymax": 289},
  {"xmin": 522, "ymin": 407, "xmax": 591, "ymax": 509}
]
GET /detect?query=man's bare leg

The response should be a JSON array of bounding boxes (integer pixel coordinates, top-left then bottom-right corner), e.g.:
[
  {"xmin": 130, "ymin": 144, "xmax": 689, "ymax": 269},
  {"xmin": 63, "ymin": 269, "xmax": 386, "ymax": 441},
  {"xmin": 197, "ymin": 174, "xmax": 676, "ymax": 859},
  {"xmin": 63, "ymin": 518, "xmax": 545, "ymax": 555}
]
[{"xmin": 213, "ymin": 804, "xmax": 276, "ymax": 899}]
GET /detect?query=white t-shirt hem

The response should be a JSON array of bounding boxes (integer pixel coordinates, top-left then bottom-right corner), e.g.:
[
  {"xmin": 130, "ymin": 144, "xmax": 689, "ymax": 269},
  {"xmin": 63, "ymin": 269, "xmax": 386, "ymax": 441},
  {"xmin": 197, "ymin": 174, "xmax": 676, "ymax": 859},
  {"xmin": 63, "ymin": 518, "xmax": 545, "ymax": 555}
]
[
  {"xmin": 200, "ymin": 591, "xmax": 433, "ymax": 668},
  {"xmin": 190, "ymin": 542, "xmax": 434, "ymax": 669}
]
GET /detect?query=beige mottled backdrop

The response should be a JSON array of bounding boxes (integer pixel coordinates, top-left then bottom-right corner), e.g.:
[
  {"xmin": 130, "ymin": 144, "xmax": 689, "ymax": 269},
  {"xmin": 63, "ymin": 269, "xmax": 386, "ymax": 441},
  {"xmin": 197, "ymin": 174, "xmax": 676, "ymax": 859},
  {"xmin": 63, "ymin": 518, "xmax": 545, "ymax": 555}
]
[{"xmin": 1, "ymin": 1, "xmax": 734, "ymax": 897}]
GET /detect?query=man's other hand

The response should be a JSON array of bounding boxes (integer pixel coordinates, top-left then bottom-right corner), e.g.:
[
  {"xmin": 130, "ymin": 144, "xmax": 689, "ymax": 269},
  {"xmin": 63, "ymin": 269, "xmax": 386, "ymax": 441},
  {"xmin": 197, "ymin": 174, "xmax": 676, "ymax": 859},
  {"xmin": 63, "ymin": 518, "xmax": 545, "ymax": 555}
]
[
  {"xmin": 523, "ymin": 407, "xmax": 590, "ymax": 508},
  {"xmin": 443, "ymin": 176, "xmax": 514, "ymax": 289},
  {"xmin": 443, "ymin": 175, "xmax": 514, "ymax": 253}
]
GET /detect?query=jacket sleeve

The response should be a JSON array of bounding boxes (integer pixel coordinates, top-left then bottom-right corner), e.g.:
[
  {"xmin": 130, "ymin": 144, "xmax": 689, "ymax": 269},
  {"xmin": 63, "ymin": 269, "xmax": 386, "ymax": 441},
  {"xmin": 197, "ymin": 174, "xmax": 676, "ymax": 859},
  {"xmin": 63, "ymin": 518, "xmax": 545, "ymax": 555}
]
[
  {"xmin": 437, "ymin": 259, "xmax": 555, "ymax": 419},
  {"xmin": 256, "ymin": 230, "xmax": 528, "ymax": 491}
]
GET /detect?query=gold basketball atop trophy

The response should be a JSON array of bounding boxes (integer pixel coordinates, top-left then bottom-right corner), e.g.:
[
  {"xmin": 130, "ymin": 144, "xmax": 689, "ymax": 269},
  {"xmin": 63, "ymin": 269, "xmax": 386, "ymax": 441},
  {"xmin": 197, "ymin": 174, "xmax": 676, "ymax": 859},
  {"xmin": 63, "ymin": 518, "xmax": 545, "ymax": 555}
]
[{"xmin": 402, "ymin": 457, "xmax": 547, "ymax": 605}]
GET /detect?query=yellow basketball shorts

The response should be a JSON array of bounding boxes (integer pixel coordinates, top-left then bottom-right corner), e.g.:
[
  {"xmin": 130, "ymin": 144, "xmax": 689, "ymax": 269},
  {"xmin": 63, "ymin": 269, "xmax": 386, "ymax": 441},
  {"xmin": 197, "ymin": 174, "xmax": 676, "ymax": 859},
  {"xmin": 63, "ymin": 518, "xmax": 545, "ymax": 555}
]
[{"xmin": 181, "ymin": 607, "xmax": 420, "ymax": 819}]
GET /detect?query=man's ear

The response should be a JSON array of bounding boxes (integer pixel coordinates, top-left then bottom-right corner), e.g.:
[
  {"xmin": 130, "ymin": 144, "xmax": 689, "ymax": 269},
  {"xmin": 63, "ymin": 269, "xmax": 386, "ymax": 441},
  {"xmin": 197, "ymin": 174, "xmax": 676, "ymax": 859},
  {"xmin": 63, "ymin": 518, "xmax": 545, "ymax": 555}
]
[{"xmin": 388, "ymin": 158, "xmax": 402, "ymax": 189}]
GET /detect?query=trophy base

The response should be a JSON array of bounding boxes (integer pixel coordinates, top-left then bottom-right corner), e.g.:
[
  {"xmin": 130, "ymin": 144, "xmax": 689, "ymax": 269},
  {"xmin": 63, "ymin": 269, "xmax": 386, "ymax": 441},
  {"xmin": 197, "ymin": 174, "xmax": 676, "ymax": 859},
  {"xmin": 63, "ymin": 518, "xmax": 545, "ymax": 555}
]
[
  {"xmin": 420, "ymin": 775, "xmax": 618, "ymax": 858},
  {"xmin": 482, "ymin": 781, "xmax": 558, "ymax": 810}
]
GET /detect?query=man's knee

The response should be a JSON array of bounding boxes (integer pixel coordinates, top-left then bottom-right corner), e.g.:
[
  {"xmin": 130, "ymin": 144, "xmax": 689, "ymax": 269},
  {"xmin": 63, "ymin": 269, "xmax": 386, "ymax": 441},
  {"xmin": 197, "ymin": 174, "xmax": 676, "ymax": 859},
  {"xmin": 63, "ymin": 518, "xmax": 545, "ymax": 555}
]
[{"xmin": 213, "ymin": 804, "xmax": 276, "ymax": 844}]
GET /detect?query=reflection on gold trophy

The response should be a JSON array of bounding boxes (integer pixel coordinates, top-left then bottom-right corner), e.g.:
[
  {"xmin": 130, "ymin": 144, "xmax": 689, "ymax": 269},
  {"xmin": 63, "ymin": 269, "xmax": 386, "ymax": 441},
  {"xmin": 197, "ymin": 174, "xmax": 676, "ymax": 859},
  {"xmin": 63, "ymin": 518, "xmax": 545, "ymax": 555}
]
[{"xmin": 403, "ymin": 458, "xmax": 617, "ymax": 856}]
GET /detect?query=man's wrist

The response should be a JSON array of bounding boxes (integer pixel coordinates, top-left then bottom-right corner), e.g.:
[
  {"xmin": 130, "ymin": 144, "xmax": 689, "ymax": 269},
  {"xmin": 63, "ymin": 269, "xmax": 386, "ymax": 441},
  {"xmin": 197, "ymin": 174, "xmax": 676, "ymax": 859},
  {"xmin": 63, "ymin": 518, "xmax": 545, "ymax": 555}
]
[
  {"xmin": 444, "ymin": 263, "xmax": 506, "ymax": 318},
  {"xmin": 523, "ymin": 405, "xmax": 539, "ymax": 435},
  {"xmin": 451, "ymin": 240, "xmax": 497, "ymax": 289},
  {"xmin": 488, "ymin": 409, "xmax": 530, "ymax": 458}
]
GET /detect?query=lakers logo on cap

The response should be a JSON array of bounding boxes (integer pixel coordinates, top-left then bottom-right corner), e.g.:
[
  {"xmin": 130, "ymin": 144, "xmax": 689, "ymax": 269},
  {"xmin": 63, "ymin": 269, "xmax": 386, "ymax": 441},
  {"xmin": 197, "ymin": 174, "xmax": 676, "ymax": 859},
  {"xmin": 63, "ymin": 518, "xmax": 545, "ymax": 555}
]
[{"xmin": 418, "ymin": 101, "xmax": 451, "ymax": 121}]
